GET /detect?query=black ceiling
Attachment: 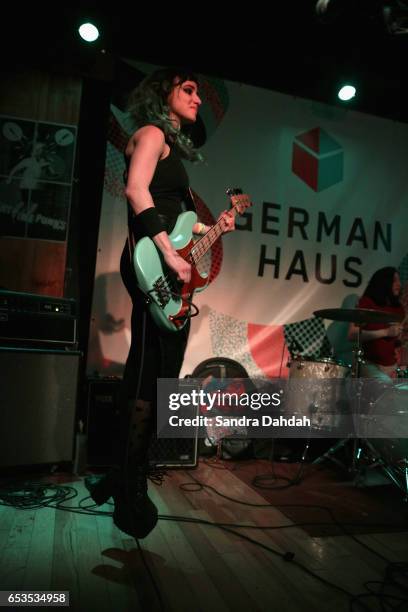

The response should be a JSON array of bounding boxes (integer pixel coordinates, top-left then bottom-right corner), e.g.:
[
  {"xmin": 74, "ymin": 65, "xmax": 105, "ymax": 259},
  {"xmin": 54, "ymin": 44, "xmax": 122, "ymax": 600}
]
[{"xmin": 2, "ymin": 1, "xmax": 408, "ymax": 122}]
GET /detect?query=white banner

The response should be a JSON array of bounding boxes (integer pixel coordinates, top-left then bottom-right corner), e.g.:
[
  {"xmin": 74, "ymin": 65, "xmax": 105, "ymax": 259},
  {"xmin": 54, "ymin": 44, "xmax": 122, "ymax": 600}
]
[{"xmin": 87, "ymin": 62, "xmax": 408, "ymax": 380}]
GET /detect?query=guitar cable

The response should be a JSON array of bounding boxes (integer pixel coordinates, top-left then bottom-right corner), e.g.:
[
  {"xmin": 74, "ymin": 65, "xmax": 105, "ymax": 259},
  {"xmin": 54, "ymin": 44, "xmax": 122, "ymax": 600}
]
[{"xmin": 3, "ymin": 480, "xmax": 406, "ymax": 611}]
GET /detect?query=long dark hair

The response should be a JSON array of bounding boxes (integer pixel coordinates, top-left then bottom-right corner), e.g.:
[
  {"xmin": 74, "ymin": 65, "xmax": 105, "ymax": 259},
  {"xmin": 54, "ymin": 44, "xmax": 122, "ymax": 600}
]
[
  {"xmin": 126, "ymin": 67, "xmax": 202, "ymax": 162},
  {"xmin": 363, "ymin": 267, "xmax": 400, "ymax": 307}
]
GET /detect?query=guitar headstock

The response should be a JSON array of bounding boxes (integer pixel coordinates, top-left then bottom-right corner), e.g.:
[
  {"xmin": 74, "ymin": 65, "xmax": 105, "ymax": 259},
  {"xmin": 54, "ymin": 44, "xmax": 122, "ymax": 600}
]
[{"xmin": 226, "ymin": 187, "xmax": 252, "ymax": 216}]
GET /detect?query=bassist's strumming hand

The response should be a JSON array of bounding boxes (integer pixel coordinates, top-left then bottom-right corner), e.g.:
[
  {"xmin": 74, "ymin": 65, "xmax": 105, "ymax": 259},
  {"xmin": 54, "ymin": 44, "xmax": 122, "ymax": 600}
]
[
  {"xmin": 152, "ymin": 230, "xmax": 191, "ymax": 284},
  {"xmin": 163, "ymin": 249, "xmax": 191, "ymax": 284}
]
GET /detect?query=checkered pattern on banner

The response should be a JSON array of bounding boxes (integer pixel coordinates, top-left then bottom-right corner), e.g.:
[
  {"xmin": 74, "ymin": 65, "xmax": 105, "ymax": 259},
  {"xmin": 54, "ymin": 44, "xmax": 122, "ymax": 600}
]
[
  {"xmin": 104, "ymin": 142, "xmax": 126, "ymax": 199},
  {"xmin": 283, "ymin": 317, "xmax": 332, "ymax": 359}
]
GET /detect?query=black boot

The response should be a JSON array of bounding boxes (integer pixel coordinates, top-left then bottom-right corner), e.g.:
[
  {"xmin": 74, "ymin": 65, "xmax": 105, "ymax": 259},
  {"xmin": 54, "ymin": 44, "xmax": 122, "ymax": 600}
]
[
  {"xmin": 84, "ymin": 464, "xmax": 165, "ymax": 507},
  {"xmin": 84, "ymin": 469, "xmax": 119, "ymax": 505},
  {"xmin": 112, "ymin": 461, "xmax": 158, "ymax": 538},
  {"xmin": 85, "ymin": 468, "xmax": 158, "ymax": 538}
]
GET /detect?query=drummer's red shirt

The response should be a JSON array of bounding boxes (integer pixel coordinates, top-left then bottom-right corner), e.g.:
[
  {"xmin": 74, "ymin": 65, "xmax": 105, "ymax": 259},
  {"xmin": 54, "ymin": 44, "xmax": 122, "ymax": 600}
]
[{"xmin": 358, "ymin": 296, "xmax": 404, "ymax": 366}]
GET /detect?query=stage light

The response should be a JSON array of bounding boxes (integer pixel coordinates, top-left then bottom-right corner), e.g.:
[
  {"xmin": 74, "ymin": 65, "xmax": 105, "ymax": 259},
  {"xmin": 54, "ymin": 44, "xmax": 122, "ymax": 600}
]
[
  {"xmin": 338, "ymin": 84, "xmax": 356, "ymax": 101},
  {"xmin": 78, "ymin": 22, "xmax": 100, "ymax": 43}
]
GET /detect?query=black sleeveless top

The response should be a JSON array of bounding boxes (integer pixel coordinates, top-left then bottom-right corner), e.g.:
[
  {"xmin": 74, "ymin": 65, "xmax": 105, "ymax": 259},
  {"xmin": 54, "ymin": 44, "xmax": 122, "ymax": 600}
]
[{"xmin": 125, "ymin": 142, "xmax": 193, "ymax": 242}]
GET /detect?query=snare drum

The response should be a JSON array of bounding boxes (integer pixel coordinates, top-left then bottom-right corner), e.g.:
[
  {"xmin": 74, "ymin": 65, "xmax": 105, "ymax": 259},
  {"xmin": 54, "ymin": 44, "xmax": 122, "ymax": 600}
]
[
  {"xmin": 288, "ymin": 357, "xmax": 351, "ymax": 380},
  {"xmin": 287, "ymin": 357, "xmax": 352, "ymax": 432}
]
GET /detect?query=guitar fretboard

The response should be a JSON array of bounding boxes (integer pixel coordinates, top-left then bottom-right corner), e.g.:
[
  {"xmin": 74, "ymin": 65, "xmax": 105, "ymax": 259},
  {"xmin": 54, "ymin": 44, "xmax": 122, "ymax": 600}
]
[{"xmin": 189, "ymin": 208, "xmax": 238, "ymax": 265}]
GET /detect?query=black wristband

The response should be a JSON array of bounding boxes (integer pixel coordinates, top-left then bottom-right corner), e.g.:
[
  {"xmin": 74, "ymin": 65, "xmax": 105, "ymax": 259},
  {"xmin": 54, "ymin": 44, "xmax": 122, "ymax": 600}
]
[{"xmin": 137, "ymin": 207, "xmax": 165, "ymax": 238}]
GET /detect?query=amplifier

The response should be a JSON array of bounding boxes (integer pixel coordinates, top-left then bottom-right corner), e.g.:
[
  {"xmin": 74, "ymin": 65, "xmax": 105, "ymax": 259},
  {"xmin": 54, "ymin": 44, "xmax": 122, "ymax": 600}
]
[
  {"xmin": 149, "ymin": 437, "xmax": 198, "ymax": 469},
  {"xmin": 0, "ymin": 347, "xmax": 80, "ymax": 468},
  {"xmin": 86, "ymin": 377, "xmax": 198, "ymax": 469},
  {"xmin": 0, "ymin": 289, "xmax": 77, "ymax": 346}
]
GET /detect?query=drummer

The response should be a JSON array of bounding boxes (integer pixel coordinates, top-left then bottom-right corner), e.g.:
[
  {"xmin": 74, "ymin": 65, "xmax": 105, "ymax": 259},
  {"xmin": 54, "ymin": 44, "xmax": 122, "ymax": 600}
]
[{"xmin": 348, "ymin": 267, "xmax": 404, "ymax": 381}]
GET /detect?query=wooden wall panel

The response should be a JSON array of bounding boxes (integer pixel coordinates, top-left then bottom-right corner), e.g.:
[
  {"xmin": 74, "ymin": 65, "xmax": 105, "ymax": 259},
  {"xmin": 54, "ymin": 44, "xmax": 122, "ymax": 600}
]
[
  {"xmin": 0, "ymin": 69, "xmax": 82, "ymax": 296},
  {"xmin": 0, "ymin": 238, "xmax": 67, "ymax": 296},
  {"xmin": 1, "ymin": 70, "xmax": 82, "ymax": 124}
]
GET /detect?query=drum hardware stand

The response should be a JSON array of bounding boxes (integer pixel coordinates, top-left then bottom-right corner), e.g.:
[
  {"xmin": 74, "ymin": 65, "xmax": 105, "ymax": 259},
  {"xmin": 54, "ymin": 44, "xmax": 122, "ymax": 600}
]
[
  {"xmin": 312, "ymin": 437, "xmax": 354, "ymax": 470},
  {"xmin": 352, "ymin": 331, "xmax": 407, "ymax": 497},
  {"xmin": 402, "ymin": 459, "xmax": 408, "ymax": 502},
  {"xmin": 312, "ymin": 308, "xmax": 406, "ymax": 489},
  {"xmin": 350, "ymin": 324, "xmax": 365, "ymax": 474},
  {"xmin": 300, "ymin": 438, "xmax": 311, "ymax": 464},
  {"xmin": 299, "ymin": 413, "xmax": 318, "ymax": 465},
  {"xmin": 312, "ymin": 327, "xmax": 363, "ymax": 471},
  {"xmin": 354, "ymin": 440, "xmax": 408, "ymax": 500},
  {"xmin": 311, "ymin": 322, "xmax": 367, "ymax": 473}
]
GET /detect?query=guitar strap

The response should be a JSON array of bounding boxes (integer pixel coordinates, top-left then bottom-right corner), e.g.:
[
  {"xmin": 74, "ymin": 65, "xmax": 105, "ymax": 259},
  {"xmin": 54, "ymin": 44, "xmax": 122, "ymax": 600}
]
[
  {"xmin": 127, "ymin": 221, "xmax": 135, "ymax": 267},
  {"xmin": 186, "ymin": 187, "xmax": 198, "ymax": 212},
  {"xmin": 122, "ymin": 163, "xmax": 135, "ymax": 266}
]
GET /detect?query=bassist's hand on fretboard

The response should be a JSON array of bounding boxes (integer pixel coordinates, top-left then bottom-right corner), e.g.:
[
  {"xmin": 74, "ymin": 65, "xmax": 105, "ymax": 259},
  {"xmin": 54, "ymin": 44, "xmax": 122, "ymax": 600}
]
[{"xmin": 218, "ymin": 209, "xmax": 235, "ymax": 234}]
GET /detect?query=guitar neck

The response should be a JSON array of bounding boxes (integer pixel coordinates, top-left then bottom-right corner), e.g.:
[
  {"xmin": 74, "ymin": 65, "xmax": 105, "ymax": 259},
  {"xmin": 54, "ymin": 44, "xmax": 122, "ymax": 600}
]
[{"xmin": 189, "ymin": 208, "xmax": 238, "ymax": 265}]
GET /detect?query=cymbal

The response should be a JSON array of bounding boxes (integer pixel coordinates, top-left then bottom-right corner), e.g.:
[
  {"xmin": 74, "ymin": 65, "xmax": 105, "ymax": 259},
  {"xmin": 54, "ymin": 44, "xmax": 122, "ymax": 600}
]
[{"xmin": 314, "ymin": 308, "xmax": 404, "ymax": 324}]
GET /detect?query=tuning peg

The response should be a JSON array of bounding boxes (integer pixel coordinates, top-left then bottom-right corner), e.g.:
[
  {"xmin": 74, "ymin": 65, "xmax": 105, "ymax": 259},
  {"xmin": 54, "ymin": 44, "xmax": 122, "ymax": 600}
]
[{"xmin": 226, "ymin": 187, "xmax": 243, "ymax": 196}]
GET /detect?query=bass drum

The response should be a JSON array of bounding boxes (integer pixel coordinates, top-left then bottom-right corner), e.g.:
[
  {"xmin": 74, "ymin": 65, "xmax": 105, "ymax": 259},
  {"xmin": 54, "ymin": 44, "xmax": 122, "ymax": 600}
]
[
  {"xmin": 366, "ymin": 382, "xmax": 408, "ymax": 472},
  {"xmin": 287, "ymin": 357, "xmax": 352, "ymax": 433}
]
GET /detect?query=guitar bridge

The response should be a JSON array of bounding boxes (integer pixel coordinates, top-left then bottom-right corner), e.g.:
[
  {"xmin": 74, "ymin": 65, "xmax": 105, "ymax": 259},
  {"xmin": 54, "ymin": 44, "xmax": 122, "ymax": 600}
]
[{"xmin": 152, "ymin": 277, "xmax": 172, "ymax": 308}]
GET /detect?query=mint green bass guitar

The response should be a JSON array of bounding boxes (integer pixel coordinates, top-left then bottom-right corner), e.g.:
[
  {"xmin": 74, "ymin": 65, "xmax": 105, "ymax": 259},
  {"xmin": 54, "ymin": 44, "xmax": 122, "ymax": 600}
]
[{"xmin": 133, "ymin": 189, "xmax": 251, "ymax": 332}]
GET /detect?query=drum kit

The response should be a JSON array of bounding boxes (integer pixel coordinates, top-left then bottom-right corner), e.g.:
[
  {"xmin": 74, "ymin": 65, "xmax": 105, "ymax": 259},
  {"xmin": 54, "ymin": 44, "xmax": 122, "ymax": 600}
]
[{"xmin": 286, "ymin": 307, "xmax": 407, "ymax": 498}]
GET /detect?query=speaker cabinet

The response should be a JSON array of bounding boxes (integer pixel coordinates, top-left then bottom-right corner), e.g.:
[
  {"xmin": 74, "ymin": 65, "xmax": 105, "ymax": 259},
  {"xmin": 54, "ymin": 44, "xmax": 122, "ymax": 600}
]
[
  {"xmin": 86, "ymin": 378, "xmax": 198, "ymax": 468},
  {"xmin": 149, "ymin": 437, "xmax": 198, "ymax": 468},
  {"xmin": 0, "ymin": 347, "xmax": 80, "ymax": 468}
]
